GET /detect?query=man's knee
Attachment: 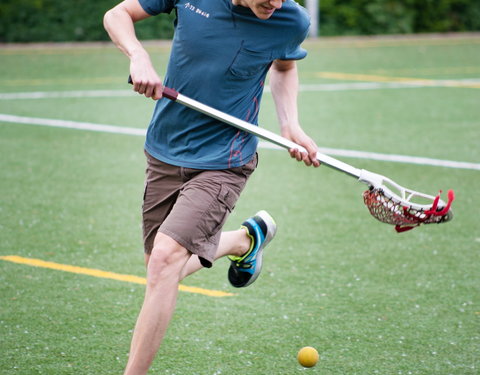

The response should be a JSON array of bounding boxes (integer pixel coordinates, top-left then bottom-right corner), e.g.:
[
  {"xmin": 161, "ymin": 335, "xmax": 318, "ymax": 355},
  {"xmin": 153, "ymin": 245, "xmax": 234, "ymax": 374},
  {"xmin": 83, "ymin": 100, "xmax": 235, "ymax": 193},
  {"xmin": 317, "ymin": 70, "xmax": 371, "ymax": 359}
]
[{"xmin": 146, "ymin": 233, "xmax": 190, "ymax": 287}]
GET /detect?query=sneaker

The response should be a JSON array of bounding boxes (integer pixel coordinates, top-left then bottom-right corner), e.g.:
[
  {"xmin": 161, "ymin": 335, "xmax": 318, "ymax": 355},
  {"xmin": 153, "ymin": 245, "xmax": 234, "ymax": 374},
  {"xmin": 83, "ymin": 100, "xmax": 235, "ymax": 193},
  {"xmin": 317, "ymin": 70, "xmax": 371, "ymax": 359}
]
[{"xmin": 227, "ymin": 210, "xmax": 277, "ymax": 288}]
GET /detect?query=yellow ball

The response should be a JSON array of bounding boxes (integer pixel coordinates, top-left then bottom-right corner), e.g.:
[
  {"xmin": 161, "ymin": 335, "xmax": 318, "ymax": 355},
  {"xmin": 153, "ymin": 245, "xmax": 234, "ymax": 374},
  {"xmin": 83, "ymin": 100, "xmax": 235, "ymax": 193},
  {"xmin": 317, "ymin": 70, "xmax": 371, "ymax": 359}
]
[{"xmin": 297, "ymin": 346, "xmax": 319, "ymax": 368}]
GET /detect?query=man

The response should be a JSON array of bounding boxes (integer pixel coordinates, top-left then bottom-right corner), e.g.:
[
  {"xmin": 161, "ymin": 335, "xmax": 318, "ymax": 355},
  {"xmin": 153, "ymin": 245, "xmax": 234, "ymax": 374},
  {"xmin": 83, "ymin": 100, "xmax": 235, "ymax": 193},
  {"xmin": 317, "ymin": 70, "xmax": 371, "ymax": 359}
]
[{"xmin": 103, "ymin": 0, "xmax": 319, "ymax": 373}]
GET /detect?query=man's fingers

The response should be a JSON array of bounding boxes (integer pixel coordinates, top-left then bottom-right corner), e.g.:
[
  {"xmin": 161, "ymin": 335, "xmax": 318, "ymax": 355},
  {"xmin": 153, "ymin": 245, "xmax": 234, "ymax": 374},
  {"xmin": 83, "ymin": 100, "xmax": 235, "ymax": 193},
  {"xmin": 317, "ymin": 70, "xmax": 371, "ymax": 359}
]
[
  {"xmin": 288, "ymin": 148, "xmax": 320, "ymax": 167},
  {"xmin": 152, "ymin": 83, "xmax": 163, "ymax": 100},
  {"xmin": 289, "ymin": 148, "xmax": 302, "ymax": 161},
  {"xmin": 130, "ymin": 77, "xmax": 163, "ymax": 100},
  {"xmin": 309, "ymin": 151, "xmax": 320, "ymax": 168},
  {"xmin": 133, "ymin": 80, "xmax": 147, "ymax": 94}
]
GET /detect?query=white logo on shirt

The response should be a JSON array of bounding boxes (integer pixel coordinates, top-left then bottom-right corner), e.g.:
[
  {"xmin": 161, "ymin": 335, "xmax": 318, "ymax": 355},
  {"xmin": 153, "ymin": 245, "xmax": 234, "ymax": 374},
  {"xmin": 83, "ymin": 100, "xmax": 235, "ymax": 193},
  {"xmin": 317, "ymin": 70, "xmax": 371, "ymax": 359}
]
[{"xmin": 184, "ymin": 2, "xmax": 210, "ymax": 18}]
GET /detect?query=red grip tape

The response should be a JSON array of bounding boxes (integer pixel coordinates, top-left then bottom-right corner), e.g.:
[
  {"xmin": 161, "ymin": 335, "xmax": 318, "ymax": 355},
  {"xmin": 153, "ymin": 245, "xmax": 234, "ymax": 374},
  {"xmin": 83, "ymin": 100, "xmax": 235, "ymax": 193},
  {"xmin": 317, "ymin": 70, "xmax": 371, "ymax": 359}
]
[
  {"xmin": 162, "ymin": 87, "xmax": 178, "ymax": 101},
  {"xmin": 127, "ymin": 76, "xmax": 177, "ymax": 101}
]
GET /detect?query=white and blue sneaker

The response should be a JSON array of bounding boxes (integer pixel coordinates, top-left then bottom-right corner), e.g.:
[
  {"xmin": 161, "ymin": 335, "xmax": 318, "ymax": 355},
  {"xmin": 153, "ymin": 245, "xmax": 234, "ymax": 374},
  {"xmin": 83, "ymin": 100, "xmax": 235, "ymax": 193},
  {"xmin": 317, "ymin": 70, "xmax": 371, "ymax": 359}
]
[{"xmin": 228, "ymin": 210, "xmax": 277, "ymax": 288}]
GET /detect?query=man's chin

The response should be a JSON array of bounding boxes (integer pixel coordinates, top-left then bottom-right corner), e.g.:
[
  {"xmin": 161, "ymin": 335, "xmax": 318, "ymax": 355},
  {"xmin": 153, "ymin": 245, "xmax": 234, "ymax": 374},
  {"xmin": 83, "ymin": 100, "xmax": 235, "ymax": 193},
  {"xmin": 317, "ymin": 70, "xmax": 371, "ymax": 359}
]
[{"xmin": 255, "ymin": 9, "xmax": 274, "ymax": 19}]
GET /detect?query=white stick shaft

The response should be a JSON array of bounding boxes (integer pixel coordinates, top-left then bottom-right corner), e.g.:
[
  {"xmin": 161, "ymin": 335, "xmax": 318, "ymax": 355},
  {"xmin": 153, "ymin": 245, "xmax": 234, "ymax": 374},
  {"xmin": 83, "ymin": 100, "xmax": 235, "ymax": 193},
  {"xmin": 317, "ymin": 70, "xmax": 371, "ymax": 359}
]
[{"xmin": 176, "ymin": 93, "xmax": 362, "ymax": 178}]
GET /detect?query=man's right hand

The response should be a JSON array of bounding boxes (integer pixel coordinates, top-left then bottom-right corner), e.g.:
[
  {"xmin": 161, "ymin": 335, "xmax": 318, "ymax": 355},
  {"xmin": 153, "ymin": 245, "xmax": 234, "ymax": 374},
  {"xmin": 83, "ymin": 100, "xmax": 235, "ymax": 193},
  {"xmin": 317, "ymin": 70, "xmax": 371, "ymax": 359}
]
[
  {"xmin": 104, "ymin": 0, "xmax": 163, "ymax": 100},
  {"xmin": 129, "ymin": 50, "xmax": 163, "ymax": 100}
]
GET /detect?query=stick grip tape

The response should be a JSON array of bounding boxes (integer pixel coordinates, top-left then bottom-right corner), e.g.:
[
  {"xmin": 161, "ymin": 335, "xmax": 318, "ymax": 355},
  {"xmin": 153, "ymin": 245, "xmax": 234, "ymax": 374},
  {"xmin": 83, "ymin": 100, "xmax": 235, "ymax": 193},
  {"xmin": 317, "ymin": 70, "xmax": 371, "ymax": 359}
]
[
  {"xmin": 162, "ymin": 87, "xmax": 178, "ymax": 101},
  {"xmin": 127, "ymin": 75, "xmax": 178, "ymax": 101}
]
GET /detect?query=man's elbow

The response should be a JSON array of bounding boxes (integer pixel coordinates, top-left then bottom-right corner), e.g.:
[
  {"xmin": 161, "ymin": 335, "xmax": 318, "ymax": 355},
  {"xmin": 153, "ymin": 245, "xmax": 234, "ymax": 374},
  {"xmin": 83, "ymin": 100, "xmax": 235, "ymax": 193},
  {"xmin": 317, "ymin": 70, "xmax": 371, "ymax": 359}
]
[
  {"xmin": 103, "ymin": 7, "xmax": 118, "ymax": 32},
  {"xmin": 103, "ymin": 3, "xmax": 132, "ymax": 32},
  {"xmin": 104, "ymin": 1, "xmax": 150, "ymax": 29},
  {"xmin": 271, "ymin": 59, "xmax": 297, "ymax": 73}
]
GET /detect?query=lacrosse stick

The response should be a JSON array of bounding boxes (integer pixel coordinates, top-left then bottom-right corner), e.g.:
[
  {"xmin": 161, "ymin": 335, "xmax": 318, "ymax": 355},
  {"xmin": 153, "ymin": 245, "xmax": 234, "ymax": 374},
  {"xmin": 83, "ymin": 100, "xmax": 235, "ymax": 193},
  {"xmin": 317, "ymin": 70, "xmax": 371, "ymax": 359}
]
[{"xmin": 128, "ymin": 77, "xmax": 454, "ymax": 232}]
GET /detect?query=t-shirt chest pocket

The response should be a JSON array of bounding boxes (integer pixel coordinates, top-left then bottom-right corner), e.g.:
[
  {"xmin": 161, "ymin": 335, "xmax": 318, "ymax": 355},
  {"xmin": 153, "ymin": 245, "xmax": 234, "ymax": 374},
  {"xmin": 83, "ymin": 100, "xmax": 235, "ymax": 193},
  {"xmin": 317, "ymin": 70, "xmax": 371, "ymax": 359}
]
[{"xmin": 229, "ymin": 46, "xmax": 273, "ymax": 78}]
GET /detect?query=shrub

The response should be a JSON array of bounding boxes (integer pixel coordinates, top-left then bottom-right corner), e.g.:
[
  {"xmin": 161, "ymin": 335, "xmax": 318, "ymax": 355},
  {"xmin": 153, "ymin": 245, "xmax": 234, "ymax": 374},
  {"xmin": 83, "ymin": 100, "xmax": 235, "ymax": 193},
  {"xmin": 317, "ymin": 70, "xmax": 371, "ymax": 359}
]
[{"xmin": 0, "ymin": 0, "xmax": 478, "ymax": 42}]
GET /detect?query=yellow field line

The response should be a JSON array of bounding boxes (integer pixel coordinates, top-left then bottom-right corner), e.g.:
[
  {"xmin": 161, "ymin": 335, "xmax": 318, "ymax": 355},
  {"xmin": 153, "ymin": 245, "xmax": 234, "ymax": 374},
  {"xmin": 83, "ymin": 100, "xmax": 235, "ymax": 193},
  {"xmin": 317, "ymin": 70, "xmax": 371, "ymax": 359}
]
[
  {"xmin": 304, "ymin": 36, "xmax": 480, "ymax": 49},
  {"xmin": 0, "ymin": 255, "xmax": 234, "ymax": 298},
  {"xmin": 369, "ymin": 66, "xmax": 480, "ymax": 75},
  {"xmin": 316, "ymin": 71, "xmax": 480, "ymax": 89},
  {"xmin": 1, "ymin": 36, "xmax": 477, "ymax": 55}
]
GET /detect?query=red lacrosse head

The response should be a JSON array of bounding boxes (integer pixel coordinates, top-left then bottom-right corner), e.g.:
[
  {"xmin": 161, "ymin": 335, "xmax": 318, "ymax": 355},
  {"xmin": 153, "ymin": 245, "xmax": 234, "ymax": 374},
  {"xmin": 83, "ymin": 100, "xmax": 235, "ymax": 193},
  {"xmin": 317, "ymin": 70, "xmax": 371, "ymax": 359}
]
[{"xmin": 363, "ymin": 188, "xmax": 454, "ymax": 232}]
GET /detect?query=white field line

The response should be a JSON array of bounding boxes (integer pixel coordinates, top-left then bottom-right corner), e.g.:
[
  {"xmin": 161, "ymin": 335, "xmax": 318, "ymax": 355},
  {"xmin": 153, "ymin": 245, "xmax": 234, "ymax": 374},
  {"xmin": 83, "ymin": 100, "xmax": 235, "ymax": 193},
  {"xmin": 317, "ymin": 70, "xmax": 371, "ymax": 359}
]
[
  {"xmin": 259, "ymin": 142, "xmax": 480, "ymax": 171},
  {"xmin": 0, "ymin": 90, "xmax": 134, "ymax": 100},
  {"xmin": 0, "ymin": 113, "xmax": 145, "ymax": 136},
  {"xmin": 1, "ymin": 78, "xmax": 480, "ymax": 100},
  {"xmin": 297, "ymin": 79, "xmax": 480, "ymax": 92},
  {"xmin": 1, "ymin": 113, "xmax": 479, "ymax": 171}
]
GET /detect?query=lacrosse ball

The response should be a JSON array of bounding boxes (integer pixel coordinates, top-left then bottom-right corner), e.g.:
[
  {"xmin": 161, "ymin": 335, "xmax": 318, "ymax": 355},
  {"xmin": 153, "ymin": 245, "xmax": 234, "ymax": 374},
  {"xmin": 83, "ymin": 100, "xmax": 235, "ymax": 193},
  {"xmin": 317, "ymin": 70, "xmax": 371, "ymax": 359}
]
[{"xmin": 297, "ymin": 346, "xmax": 319, "ymax": 368}]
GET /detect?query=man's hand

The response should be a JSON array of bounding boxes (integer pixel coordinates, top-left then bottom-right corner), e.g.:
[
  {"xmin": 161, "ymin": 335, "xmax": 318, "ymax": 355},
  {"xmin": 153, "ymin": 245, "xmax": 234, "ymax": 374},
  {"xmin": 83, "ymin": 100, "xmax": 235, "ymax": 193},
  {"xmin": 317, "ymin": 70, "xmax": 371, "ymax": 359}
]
[
  {"xmin": 270, "ymin": 59, "xmax": 320, "ymax": 168},
  {"xmin": 104, "ymin": 0, "xmax": 163, "ymax": 100},
  {"xmin": 129, "ymin": 50, "xmax": 163, "ymax": 100},
  {"xmin": 281, "ymin": 126, "xmax": 320, "ymax": 167}
]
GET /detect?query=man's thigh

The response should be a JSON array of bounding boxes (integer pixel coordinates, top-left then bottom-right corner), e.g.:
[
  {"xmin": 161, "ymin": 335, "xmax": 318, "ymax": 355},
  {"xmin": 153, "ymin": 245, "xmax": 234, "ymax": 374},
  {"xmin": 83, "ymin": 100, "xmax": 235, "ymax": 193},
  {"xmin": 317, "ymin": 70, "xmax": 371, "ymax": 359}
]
[{"xmin": 143, "ymin": 152, "xmax": 257, "ymax": 267}]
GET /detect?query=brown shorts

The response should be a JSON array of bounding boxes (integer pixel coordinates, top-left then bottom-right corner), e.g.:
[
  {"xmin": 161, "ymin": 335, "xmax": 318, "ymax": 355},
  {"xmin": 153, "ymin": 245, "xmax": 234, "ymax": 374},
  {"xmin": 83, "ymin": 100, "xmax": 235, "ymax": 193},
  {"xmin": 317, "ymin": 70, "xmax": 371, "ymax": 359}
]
[{"xmin": 142, "ymin": 151, "xmax": 257, "ymax": 268}]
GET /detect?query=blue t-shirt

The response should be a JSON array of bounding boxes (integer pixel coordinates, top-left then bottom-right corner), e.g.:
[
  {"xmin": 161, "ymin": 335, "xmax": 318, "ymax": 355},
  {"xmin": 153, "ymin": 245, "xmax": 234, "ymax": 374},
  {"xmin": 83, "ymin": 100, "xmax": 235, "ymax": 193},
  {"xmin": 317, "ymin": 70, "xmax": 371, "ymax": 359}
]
[{"xmin": 140, "ymin": 0, "xmax": 310, "ymax": 169}]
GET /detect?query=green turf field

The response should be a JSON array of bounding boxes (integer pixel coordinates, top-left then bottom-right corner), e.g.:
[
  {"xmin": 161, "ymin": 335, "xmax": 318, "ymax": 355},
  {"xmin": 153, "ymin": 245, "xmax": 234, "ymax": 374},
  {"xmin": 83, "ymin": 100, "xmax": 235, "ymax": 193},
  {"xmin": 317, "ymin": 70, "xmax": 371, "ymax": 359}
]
[{"xmin": 1, "ymin": 34, "xmax": 479, "ymax": 375}]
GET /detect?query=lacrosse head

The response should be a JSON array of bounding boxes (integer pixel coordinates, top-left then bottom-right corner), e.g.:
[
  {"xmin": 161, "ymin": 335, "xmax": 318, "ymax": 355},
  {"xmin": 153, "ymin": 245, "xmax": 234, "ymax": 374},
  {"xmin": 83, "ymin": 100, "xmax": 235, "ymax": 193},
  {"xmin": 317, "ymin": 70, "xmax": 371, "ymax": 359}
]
[{"xmin": 359, "ymin": 170, "xmax": 454, "ymax": 232}]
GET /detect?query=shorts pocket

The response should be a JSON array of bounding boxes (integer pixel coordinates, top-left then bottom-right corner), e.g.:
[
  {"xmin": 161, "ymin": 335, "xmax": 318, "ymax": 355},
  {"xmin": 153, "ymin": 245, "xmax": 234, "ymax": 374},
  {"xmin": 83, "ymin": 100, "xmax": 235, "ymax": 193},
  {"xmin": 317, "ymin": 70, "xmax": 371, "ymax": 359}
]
[
  {"xmin": 229, "ymin": 153, "xmax": 258, "ymax": 179},
  {"xmin": 218, "ymin": 184, "xmax": 238, "ymax": 213},
  {"xmin": 241, "ymin": 153, "xmax": 258, "ymax": 178},
  {"xmin": 199, "ymin": 184, "xmax": 239, "ymax": 240}
]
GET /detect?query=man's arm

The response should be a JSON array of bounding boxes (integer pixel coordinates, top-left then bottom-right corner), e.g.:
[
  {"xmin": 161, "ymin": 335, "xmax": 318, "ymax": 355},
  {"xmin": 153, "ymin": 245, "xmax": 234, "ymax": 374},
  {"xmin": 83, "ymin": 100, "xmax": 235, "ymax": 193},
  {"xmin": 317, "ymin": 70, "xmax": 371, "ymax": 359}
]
[
  {"xmin": 104, "ymin": 0, "xmax": 163, "ymax": 99},
  {"xmin": 269, "ymin": 59, "xmax": 320, "ymax": 167}
]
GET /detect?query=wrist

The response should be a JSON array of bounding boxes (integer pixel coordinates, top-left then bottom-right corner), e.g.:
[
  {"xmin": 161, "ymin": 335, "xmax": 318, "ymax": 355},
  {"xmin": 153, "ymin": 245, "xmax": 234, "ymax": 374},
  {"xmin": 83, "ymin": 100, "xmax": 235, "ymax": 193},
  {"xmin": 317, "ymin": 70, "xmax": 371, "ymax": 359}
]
[
  {"xmin": 128, "ymin": 46, "xmax": 149, "ymax": 61},
  {"xmin": 280, "ymin": 123, "xmax": 301, "ymax": 136}
]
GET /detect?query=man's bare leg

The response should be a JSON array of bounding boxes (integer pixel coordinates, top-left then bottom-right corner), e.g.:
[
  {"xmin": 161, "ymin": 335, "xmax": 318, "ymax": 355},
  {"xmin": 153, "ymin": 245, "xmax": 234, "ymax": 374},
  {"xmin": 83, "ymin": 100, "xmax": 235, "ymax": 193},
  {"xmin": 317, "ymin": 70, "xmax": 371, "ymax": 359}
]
[
  {"xmin": 125, "ymin": 228, "xmax": 251, "ymax": 374},
  {"xmin": 124, "ymin": 233, "xmax": 191, "ymax": 375},
  {"xmin": 180, "ymin": 228, "xmax": 250, "ymax": 280}
]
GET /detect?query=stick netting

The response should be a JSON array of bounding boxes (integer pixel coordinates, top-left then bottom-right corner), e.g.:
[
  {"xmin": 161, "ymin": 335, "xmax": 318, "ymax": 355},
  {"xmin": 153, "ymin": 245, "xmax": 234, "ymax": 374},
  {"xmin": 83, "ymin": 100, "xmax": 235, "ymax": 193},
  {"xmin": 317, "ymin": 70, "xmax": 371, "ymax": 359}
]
[{"xmin": 363, "ymin": 188, "xmax": 454, "ymax": 232}]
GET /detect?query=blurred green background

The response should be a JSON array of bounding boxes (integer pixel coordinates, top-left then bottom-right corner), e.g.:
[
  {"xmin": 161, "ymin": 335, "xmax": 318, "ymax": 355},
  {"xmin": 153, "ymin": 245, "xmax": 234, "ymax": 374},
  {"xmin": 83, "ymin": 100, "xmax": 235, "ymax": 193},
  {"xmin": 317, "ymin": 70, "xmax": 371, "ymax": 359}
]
[{"xmin": 1, "ymin": 0, "xmax": 480, "ymax": 42}]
